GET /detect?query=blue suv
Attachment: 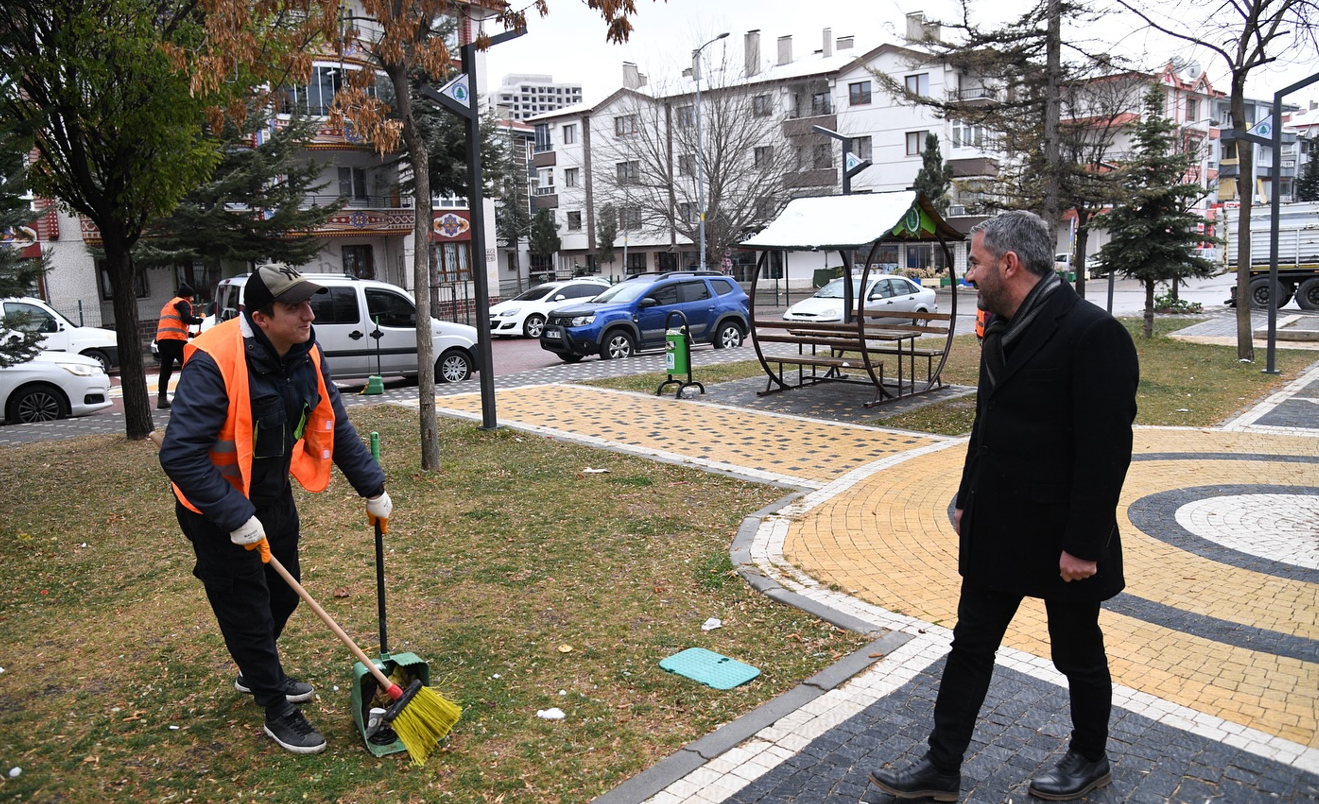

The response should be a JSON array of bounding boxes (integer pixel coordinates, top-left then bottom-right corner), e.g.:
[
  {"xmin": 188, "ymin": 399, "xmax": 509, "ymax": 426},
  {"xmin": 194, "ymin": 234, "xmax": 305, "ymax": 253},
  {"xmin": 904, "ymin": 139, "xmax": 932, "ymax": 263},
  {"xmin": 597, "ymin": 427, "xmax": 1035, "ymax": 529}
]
[{"xmin": 539, "ymin": 271, "xmax": 750, "ymax": 362}]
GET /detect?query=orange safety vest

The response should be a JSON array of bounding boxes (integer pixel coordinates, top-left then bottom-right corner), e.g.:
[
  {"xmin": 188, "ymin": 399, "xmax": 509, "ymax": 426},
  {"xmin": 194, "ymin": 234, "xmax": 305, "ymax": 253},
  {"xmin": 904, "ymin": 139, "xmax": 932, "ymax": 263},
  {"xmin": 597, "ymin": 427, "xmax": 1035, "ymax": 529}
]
[
  {"xmin": 157, "ymin": 297, "xmax": 193, "ymax": 342},
  {"xmin": 171, "ymin": 318, "xmax": 335, "ymax": 515}
]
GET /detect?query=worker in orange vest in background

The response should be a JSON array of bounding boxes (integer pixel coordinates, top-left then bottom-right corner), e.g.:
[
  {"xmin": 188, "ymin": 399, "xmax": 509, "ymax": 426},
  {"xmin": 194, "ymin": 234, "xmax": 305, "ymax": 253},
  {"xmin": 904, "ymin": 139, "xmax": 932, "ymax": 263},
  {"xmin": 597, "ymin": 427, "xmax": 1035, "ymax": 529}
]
[{"xmin": 156, "ymin": 283, "xmax": 205, "ymax": 409}]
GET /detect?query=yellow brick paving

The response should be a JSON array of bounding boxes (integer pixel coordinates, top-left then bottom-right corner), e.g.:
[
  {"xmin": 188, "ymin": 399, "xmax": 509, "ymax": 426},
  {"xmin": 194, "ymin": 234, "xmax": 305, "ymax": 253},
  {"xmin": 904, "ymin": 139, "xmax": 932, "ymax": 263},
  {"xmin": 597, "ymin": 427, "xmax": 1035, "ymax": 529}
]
[{"xmin": 433, "ymin": 386, "xmax": 1319, "ymax": 750}]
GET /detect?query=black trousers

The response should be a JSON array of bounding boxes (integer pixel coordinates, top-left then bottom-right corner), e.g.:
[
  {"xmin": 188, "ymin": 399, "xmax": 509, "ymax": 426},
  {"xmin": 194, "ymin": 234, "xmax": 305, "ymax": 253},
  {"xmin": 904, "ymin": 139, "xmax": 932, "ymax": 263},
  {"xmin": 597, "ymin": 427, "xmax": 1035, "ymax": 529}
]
[
  {"xmin": 178, "ymin": 493, "xmax": 302, "ymax": 710},
  {"xmin": 926, "ymin": 580, "xmax": 1112, "ymax": 771},
  {"xmin": 157, "ymin": 339, "xmax": 186, "ymax": 396}
]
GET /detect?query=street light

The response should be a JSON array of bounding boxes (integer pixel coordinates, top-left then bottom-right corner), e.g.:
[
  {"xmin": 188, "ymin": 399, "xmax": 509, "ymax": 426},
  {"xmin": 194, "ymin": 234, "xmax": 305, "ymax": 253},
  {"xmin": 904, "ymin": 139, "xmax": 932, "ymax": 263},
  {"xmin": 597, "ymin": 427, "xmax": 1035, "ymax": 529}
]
[{"xmin": 693, "ymin": 31, "xmax": 728, "ymax": 271}]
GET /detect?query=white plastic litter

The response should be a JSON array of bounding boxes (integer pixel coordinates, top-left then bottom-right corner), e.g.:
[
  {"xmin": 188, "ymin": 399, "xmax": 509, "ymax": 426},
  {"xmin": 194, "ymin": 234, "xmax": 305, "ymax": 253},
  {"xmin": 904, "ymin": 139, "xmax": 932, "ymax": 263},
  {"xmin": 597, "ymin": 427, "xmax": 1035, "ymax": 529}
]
[
  {"xmin": 536, "ymin": 707, "xmax": 566, "ymax": 720},
  {"xmin": 701, "ymin": 617, "xmax": 723, "ymax": 631},
  {"xmin": 169, "ymin": 725, "xmax": 179, "ymax": 730},
  {"xmin": 582, "ymin": 467, "xmax": 609, "ymax": 474},
  {"xmin": 8, "ymin": 768, "xmax": 20, "ymax": 778}
]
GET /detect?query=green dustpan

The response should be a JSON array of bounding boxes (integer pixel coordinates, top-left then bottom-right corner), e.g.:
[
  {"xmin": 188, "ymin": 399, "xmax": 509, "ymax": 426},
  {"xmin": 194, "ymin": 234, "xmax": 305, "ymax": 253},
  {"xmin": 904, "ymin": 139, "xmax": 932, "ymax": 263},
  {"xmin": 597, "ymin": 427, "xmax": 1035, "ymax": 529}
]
[{"xmin": 352, "ymin": 433, "xmax": 433, "ymax": 756}]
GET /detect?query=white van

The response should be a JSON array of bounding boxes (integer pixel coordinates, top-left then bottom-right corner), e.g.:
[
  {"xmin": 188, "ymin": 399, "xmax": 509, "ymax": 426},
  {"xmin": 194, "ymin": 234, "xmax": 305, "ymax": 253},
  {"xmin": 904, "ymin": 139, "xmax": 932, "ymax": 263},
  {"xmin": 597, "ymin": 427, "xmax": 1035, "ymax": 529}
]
[
  {"xmin": 209, "ymin": 273, "xmax": 480, "ymax": 382},
  {"xmin": 1, "ymin": 297, "xmax": 120, "ymax": 373}
]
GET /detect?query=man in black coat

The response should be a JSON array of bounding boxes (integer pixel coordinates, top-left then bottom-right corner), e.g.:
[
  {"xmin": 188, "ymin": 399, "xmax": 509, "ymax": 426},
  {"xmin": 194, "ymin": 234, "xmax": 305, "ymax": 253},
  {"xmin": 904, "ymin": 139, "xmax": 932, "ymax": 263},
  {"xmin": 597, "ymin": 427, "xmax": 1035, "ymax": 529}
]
[{"xmin": 870, "ymin": 211, "xmax": 1139, "ymax": 802}]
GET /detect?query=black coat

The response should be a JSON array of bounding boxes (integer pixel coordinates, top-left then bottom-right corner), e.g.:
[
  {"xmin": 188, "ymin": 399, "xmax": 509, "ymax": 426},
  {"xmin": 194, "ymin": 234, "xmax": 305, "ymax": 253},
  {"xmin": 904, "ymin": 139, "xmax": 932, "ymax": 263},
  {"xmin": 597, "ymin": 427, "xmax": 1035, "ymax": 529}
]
[{"xmin": 955, "ymin": 281, "xmax": 1139, "ymax": 602}]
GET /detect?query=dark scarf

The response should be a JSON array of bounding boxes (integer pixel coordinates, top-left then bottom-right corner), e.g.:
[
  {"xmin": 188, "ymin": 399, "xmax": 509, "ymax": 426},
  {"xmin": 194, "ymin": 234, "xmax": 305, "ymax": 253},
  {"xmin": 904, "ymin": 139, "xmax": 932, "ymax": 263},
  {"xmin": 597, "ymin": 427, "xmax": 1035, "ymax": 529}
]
[{"xmin": 982, "ymin": 272, "xmax": 1061, "ymax": 390}]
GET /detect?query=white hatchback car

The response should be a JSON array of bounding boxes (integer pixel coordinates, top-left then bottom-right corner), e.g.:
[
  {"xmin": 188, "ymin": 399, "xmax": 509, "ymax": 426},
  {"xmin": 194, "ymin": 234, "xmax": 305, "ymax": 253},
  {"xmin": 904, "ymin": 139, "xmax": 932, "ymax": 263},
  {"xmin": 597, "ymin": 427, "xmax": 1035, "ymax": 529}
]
[
  {"xmin": 207, "ymin": 273, "xmax": 480, "ymax": 382},
  {"xmin": 488, "ymin": 278, "xmax": 611, "ymax": 338},
  {"xmin": 0, "ymin": 351, "xmax": 112, "ymax": 424},
  {"xmin": 1, "ymin": 297, "xmax": 120, "ymax": 373},
  {"xmin": 783, "ymin": 274, "xmax": 938, "ymax": 323}
]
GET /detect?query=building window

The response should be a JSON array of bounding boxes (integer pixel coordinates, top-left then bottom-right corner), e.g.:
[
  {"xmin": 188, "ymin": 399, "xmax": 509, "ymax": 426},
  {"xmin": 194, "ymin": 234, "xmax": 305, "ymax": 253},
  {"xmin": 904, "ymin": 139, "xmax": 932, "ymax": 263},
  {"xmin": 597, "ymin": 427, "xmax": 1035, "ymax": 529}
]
[
  {"xmin": 338, "ymin": 167, "xmax": 369, "ymax": 205},
  {"xmin": 616, "ymin": 160, "xmax": 640, "ymax": 185},
  {"xmin": 564, "ymin": 167, "xmax": 579, "ymax": 188},
  {"xmin": 849, "ymin": 136, "xmax": 872, "ymax": 161},
  {"xmin": 435, "ymin": 241, "xmax": 471, "ymax": 282},
  {"xmin": 811, "ymin": 91, "xmax": 832, "ymax": 116},
  {"xmin": 676, "ymin": 105, "xmax": 695, "ymax": 127},
  {"xmin": 905, "ymin": 73, "xmax": 930, "ymax": 97},
  {"xmin": 849, "ymin": 81, "xmax": 872, "ymax": 106},
  {"xmin": 678, "ymin": 154, "xmax": 696, "ymax": 177},
  {"xmin": 567, "ymin": 211, "xmax": 582, "ymax": 230},
  {"xmin": 906, "ymin": 131, "xmax": 929, "ymax": 156},
  {"xmin": 626, "ymin": 251, "xmax": 647, "ymax": 273},
  {"xmin": 754, "ymin": 145, "xmax": 773, "ymax": 167},
  {"xmin": 343, "ymin": 244, "xmax": 375, "ymax": 279},
  {"xmin": 951, "ymin": 121, "xmax": 985, "ymax": 148},
  {"xmin": 678, "ymin": 202, "xmax": 697, "ymax": 224},
  {"xmin": 280, "ymin": 65, "xmax": 344, "ymax": 116},
  {"xmin": 753, "ymin": 94, "xmax": 773, "ymax": 117},
  {"xmin": 620, "ymin": 206, "xmax": 642, "ymax": 230},
  {"xmin": 563, "ymin": 124, "xmax": 577, "ymax": 144},
  {"xmin": 1186, "ymin": 98, "xmax": 1200, "ymax": 122},
  {"xmin": 534, "ymin": 123, "xmax": 552, "ymax": 152},
  {"xmin": 614, "ymin": 115, "xmax": 638, "ymax": 136},
  {"xmin": 813, "ymin": 143, "xmax": 832, "ymax": 170}
]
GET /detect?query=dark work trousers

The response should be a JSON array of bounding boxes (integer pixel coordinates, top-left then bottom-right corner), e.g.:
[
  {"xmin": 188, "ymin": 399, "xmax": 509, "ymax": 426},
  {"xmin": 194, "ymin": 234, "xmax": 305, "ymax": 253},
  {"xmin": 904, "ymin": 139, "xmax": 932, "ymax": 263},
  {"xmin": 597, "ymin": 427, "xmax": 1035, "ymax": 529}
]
[
  {"xmin": 157, "ymin": 339, "xmax": 187, "ymax": 396},
  {"xmin": 177, "ymin": 492, "xmax": 301, "ymax": 710},
  {"xmin": 926, "ymin": 580, "xmax": 1112, "ymax": 772}
]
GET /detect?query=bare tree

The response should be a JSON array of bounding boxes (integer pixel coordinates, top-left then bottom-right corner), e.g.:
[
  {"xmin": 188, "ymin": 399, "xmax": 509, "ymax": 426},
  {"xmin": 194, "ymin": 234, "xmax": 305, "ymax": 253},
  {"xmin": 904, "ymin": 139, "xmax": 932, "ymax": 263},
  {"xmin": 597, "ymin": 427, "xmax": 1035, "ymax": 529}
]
[
  {"xmin": 591, "ymin": 65, "xmax": 798, "ymax": 274},
  {"xmin": 1113, "ymin": 0, "xmax": 1319, "ymax": 360}
]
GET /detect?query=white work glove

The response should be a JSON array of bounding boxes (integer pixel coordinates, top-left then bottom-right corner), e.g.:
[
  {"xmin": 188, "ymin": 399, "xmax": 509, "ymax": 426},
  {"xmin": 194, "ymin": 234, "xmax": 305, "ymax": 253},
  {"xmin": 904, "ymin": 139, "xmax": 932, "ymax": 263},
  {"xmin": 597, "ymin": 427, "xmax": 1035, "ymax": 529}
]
[
  {"xmin": 230, "ymin": 515, "xmax": 270, "ymax": 563},
  {"xmin": 366, "ymin": 491, "xmax": 393, "ymax": 534}
]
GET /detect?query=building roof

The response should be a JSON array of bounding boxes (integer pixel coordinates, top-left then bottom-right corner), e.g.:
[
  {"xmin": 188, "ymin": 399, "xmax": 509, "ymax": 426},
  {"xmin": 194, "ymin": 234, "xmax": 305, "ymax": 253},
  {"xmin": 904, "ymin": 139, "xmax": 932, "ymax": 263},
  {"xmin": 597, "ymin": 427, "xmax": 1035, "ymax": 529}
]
[{"xmin": 741, "ymin": 191, "xmax": 963, "ymax": 250}]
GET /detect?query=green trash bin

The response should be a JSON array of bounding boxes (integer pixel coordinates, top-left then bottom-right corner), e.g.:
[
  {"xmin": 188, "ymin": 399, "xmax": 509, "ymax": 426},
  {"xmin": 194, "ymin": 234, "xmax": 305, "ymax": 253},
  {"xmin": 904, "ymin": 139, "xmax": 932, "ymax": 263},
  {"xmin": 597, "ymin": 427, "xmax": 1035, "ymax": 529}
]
[{"xmin": 665, "ymin": 328, "xmax": 690, "ymax": 374}]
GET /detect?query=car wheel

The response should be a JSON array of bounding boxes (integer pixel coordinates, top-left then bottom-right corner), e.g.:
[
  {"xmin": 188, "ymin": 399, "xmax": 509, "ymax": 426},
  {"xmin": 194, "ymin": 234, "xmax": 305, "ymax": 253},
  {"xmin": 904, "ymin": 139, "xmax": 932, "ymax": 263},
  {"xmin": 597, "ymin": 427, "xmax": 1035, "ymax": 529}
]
[
  {"xmin": 713, "ymin": 321, "xmax": 744, "ymax": 349},
  {"xmin": 599, "ymin": 330, "xmax": 634, "ymax": 360},
  {"xmin": 7, "ymin": 383, "xmax": 68, "ymax": 424},
  {"xmin": 557, "ymin": 353, "xmax": 584, "ymax": 363},
  {"xmin": 82, "ymin": 349, "xmax": 111, "ymax": 374},
  {"xmin": 912, "ymin": 307, "xmax": 929, "ymax": 326},
  {"xmin": 436, "ymin": 349, "xmax": 473, "ymax": 383},
  {"xmin": 1296, "ymin": 278, "xmax": 1319, "ymax": 311},
  {"xmin": 523, "ymin": 314, "xmax": 547, "ymax": 338},
  {"xmin": 1248, "ymin": 277, "xmax": 1290, "ymax": 309}
]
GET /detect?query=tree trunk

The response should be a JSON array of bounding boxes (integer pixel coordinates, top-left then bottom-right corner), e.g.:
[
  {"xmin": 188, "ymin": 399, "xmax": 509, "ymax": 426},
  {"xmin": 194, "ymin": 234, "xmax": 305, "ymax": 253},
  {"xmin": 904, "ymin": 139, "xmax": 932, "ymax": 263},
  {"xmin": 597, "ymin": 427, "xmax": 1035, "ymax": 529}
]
[
  {"xmin": 104, "ymin": 237, "xmax": 154, "ymax": 440},
  {"xmin": 1143, "ymin": 277, "xmax": 1155, "ymax": 339},
  {"xmin": 1231, "ymin": 85, "xmax": 1255, "ymax": 361},
  {"xmin": 389, "ymin": 64, "xmax": 441, "ymax": 470},
  {"xmin": 1041, "ymin": 0, "xmax": 1063, "ymax": 245},
  {"xmin": 1074, "ymin": 211, "xmax": 1090, "ymax": 299}
]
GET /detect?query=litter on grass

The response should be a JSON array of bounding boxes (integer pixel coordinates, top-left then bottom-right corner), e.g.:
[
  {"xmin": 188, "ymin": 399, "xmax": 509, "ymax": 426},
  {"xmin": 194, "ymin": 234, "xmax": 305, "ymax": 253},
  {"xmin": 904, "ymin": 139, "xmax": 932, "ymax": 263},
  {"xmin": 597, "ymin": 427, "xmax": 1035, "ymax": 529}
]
[
  {"xmin": 581, "ymin": 467, "xmax": 609, "ymax": 474},
  {"xmin": 537, "ymin": 708, "xmax": 566, "ymax": 720},
  {"xmin": 660, "ymin": 648, "xmax": 760, "ymax": 690},
  {"xmin": 701, "ymin": 617, "xmax": 722, "ymax": 631}
]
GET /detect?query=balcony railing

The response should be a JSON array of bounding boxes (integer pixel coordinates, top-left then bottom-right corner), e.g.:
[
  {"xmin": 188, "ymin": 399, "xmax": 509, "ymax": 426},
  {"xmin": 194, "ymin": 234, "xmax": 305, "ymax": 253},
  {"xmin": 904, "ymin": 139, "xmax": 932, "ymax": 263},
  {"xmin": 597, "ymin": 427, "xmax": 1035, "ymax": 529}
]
[
  {"xmin": 534, "ymin": 186, "xmax": 557, "ymax": 196},
  {"xmin": 300, "ymin": 194, "xmax": 412, "ymax": 209},
  {"xmin": 957, "ymin": 87, "xmax": 998, "ymax": 101}
]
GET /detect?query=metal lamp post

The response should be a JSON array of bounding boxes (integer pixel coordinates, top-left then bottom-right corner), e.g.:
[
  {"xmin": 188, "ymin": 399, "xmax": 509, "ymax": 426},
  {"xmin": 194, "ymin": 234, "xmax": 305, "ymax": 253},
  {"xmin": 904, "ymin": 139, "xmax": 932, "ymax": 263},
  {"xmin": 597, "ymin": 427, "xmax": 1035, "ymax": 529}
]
[{"xmin": 693, "ymin": 32, "xmax": 728, "ymax": 271}]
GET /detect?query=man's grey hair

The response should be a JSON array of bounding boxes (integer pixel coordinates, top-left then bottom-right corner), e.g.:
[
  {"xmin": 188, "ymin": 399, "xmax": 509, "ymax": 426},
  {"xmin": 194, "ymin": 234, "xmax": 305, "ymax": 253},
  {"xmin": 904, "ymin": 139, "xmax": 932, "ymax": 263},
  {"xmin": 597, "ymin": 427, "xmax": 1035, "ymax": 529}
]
[{"xmin": 970, "ymin": 211, "xmax": 1054, "ymax": 277}]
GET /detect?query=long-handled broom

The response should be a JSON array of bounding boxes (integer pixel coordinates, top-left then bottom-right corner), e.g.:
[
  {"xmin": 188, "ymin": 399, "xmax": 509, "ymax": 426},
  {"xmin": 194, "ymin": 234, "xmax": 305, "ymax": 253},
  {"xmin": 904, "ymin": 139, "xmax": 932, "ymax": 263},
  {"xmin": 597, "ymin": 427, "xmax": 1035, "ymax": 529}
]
[{"xmin": 266, "ymin": 555, "xmax": 460, "ymax": 764}]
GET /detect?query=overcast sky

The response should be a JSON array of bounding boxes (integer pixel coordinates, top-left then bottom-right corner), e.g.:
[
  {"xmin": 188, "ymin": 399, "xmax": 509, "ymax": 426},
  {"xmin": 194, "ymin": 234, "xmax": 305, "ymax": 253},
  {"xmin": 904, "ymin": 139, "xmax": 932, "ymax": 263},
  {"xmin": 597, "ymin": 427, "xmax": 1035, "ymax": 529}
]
[{"xmin": 478, "ymin": 0, "xmax": 1319, "ymax": 112}]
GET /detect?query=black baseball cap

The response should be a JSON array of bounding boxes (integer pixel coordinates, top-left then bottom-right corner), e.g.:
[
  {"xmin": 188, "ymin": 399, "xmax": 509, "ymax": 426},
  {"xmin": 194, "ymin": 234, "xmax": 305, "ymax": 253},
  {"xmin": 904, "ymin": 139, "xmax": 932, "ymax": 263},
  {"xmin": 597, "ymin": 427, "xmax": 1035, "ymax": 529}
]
[{"xmin": 244, "ymin": 263, "xmax": 327, "ymax": 310}]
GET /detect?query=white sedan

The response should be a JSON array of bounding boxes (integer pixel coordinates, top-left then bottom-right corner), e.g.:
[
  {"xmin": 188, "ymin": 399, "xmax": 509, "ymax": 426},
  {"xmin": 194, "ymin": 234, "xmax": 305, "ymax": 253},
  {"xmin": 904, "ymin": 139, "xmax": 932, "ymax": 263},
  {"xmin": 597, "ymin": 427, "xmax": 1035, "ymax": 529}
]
[
  {"xmin": 783, "ymin": 274, "xmax": 938, "ymax": 323},
  {"xmin": 1, "ymin": 352, "xmax": 112, "ymax": 424},
  {"xmin": 489, "ymin": 278, "xmax": 611, "ymax": 338}
]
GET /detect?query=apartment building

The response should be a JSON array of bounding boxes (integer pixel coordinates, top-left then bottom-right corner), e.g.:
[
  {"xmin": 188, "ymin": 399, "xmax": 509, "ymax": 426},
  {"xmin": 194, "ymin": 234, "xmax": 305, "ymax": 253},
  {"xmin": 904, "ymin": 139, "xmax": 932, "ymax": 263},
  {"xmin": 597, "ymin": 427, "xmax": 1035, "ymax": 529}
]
[
  {"xmin": 527, "ymin": 27, "xmax": 999, "ymax": 286},
  {"xmin": 491, "ymin": 74, "xmax": 584, "ymax": 121}
]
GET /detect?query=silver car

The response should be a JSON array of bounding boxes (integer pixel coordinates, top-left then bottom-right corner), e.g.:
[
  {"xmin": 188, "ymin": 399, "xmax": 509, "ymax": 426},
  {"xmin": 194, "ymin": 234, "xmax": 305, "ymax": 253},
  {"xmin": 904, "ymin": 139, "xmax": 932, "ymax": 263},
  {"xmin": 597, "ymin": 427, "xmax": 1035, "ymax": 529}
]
[{"xmin": 783, "ymin": 275, "xmax": 938, "ymax": 323}]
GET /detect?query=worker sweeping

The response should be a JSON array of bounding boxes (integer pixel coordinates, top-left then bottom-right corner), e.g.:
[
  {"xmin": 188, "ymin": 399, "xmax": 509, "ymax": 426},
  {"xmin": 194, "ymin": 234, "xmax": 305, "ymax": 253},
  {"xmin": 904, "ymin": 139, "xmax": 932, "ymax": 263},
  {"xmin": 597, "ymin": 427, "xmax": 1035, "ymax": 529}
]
[{"xmin": 159, "ymin": 263, "xmax": 391, "ymax": 755}]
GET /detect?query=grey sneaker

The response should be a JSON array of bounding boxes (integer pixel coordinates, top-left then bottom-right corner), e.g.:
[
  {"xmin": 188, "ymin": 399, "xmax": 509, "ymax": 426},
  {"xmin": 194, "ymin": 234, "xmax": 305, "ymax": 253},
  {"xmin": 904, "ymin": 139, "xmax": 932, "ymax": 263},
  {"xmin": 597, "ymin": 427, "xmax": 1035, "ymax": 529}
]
[
  {"xmin": 235, "ymin": 674, "xmax": 315, "ymax": 703},
  {"xmin": 262, "ymin": 706, "xmax": 326, "ymax": 754}
]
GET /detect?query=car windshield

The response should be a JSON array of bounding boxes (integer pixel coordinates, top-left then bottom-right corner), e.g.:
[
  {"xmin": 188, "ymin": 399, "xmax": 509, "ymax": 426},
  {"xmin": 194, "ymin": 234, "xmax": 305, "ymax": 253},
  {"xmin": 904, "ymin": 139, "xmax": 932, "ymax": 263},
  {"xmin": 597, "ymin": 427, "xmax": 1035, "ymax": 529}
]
[
  {"xmin": 813, "ymin": 278, "xmax": 866, "ymax": 299},
  {"xmin": 512, "ymin": 285, "xmax": 556, "ymax": 302},
  {"xmin": 591, "ymin": 282, "xmax": 648, "ymax": 304}
]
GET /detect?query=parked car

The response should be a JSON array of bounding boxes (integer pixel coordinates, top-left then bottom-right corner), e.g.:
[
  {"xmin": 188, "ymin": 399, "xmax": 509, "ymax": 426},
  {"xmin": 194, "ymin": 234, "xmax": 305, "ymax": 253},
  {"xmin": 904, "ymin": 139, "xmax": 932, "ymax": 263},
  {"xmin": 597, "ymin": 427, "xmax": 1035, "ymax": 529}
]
[
  {"xmin": 197, "ymin": 273, "xmax": 480, "ymax": 382},
  {"xmin": 488, "ymin": 278, "xmax": 611, "ymax": 338},
  {"xmin": 782, "ymin": 275, "xmax": 937, "ymax": 323},
  {"xmin": 539, "ymin": 271, "xmax": 749, "ymax": 362},
  {"xmin": 0, "ymin": 351, "xmax": 112, "ymax": 424},
  {"xmin": 1, "ymin": 297, "xmax": 120, "ymax": 373}
]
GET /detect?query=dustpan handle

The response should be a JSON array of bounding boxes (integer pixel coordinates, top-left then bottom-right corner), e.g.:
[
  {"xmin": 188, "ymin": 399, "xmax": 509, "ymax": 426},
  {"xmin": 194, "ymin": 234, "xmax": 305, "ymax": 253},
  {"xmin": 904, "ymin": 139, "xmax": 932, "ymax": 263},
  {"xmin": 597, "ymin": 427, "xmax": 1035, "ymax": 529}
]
[{"xmin": 370, "ymin": 432, "xmax": 389, "ymax": 656}]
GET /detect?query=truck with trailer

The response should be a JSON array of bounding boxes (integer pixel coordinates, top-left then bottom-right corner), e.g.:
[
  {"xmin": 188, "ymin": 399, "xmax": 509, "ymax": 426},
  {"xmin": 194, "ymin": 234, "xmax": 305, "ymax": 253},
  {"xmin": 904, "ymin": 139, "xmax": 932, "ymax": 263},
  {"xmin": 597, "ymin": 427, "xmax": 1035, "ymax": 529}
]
[{"xmin": 1222, "ymin": 200, "xmax": 1319, "ymax": 310}]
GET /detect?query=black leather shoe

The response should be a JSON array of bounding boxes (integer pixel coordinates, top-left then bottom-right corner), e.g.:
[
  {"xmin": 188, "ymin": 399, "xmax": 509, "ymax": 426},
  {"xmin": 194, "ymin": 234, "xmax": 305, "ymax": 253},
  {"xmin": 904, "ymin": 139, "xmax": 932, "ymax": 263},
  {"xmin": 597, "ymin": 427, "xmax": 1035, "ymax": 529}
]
[
  {"xmin": 1028, "ymin": 750, "xmax": 1112, "ymax": 800},
  {"xmin": 869, "ymin": 756, "xmax": 960, "ymax": 802}
]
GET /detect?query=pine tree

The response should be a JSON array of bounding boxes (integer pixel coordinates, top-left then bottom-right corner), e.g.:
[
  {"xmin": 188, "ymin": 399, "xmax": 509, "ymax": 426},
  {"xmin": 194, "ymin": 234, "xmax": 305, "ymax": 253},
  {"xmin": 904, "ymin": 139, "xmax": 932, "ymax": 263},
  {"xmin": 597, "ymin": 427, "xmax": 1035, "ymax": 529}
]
[
  {"xmin": 0, "ymin": 127, "xmax": 45, "ymax": 367},
  {"xmin": 528, "ymin": 208, "xmax": 560, "ymax": 278},
  {"xmin": 595, "ymin": 203, "xmax": 617, "ymax": 269},
  {"xmin": 912, "ymin": 133, "xmax": 953, "ymax": 213},
  {"xmin": 134, "ymin": 112, "xmax": 342, "ymax": 289},
  {"xmin": 1097, "ymin": 85, "xmax": 1217, "ymax": 338},
  {"xmin": 495, "ymin": 171, "xmax": 532, "ymax": 290},
  {"xmin": 1297, "ymin": 138, "xmax": 1319, "ymax": 203}
]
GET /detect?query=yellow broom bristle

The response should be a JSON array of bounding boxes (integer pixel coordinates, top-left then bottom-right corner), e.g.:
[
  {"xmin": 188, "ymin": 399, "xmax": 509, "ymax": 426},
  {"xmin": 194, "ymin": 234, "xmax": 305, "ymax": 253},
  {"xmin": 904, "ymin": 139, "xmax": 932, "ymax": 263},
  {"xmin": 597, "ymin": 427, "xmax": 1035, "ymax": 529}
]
[{"xmin": 392, "ymin": 685, "xmax": 462, "ymax": 766}]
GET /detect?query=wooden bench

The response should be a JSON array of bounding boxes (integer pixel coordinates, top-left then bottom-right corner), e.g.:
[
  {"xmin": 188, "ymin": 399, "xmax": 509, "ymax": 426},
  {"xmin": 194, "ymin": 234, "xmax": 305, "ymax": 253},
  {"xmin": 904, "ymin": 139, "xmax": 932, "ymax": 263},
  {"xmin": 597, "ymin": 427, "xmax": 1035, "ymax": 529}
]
[
  {"xmin": 753, "ymin": 319, "xmax": 908, "ymax": 406},
  {"xmin": 854, "ymin": 310, "xmax": 954, "ymax": 394}
]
